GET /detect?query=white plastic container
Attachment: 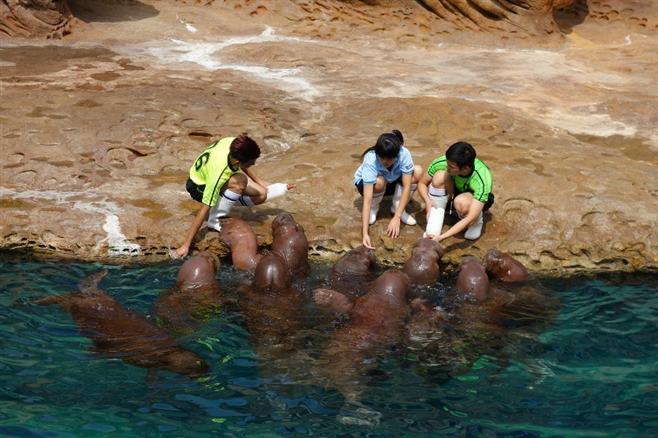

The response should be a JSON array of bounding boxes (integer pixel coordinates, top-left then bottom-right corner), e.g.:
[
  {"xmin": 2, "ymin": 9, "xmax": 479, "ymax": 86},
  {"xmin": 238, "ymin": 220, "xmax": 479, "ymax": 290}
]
[
  {"xmin": 423, "ymin": 207, "xmax": 445, "ymax": 238},
  {"xmin": 266, "ymin": 183, "xmax": 288, "ymax": 201}
]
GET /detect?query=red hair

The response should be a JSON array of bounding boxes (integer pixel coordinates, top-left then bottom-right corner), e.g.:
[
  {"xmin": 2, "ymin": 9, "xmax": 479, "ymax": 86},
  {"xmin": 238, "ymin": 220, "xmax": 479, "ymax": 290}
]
[{"xmin": 230, "ymin": 133, "xmax": 261, "ymax": 163}]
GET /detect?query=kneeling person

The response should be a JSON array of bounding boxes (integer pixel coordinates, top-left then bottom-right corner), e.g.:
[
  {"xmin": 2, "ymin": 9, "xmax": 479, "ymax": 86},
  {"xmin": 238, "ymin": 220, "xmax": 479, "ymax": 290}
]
[
  {"xmin": 418, "ymin": 141, "xmax": 493, "ymax": 241},
  {"xmin": 353, "ymin": 129, "xmax": 423, "ymax": 249},
  {"xmin": 173, "ymin": 134, "xmax": 290, "ymax": 259}
]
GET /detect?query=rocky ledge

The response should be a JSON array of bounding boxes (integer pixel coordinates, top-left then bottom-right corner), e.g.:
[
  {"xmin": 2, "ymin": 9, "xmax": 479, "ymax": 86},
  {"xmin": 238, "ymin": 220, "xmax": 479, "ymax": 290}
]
[{"xmin": 1, "ymin": 0, "xmax": 656, "ymax": 274}]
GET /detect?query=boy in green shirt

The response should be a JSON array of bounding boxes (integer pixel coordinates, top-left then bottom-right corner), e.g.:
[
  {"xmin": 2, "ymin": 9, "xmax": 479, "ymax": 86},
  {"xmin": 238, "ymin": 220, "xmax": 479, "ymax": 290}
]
[{"xmin": 418, "ymin": 141, "xmax": 494, "ymax": 241}]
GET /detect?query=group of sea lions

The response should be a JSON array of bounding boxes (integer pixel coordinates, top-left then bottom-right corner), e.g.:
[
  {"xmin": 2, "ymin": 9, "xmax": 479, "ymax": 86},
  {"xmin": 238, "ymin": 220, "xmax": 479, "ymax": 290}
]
[{"xmin": 31, "ymin": 212, "xmax": 553, "ymax": 426}]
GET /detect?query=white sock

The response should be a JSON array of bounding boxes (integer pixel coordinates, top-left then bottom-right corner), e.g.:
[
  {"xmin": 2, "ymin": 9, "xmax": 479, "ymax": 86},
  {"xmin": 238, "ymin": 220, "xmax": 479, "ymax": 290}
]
[
  {"xmin": 238, "ymin": 195, "xmax": 255, "ymax": 207},
  {"xmin": 391, "ymin": 184, "xmax": 416, "ymax": 226},
  {"xmin": 207, "ymin": 189, "xmax": 240, "ymax": 230},
  {"xmin": 429, "ymin": 186, "xmax": 446, "ymax": 197},
  {"xmin": 369, "ymin": 192, "xmax": 384, "ymax": 225}
]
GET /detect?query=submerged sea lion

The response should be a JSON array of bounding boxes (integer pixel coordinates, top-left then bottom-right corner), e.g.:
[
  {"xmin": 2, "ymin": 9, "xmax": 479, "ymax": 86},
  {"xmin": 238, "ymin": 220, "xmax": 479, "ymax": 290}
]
[
  {"xmin": 402, "ymin": 238, "xmax": 445, "ymax": 286},
  {"xmin": 271, "ymin": 212, "xmax": 309, "ymax": 279},
  {"xmin": 34, "ymin": 271, "xmax": 208, "ymax": 377},
  {"xmin": 154, "ymin": 251, "xmax": 221, "ymax": 332},
  {"xmin": 219, "ymin": 217, "xmax": 262, "ymax": 271},
  {"xmin": 328, "ymin": 245, "xmax": 377, "ymax": 295},
  {"xmin": 313, "ymin": 287, "xmax": 354, "ymax": 318},
  {"xmin": 253, "ymin": 253, "xmax": 290, "ymax": 293},
  {"xmin": 456, "ymin": 256, "xmax": 489, "ymax": 302},
  {"xmin": 483, "ymin": 249, "xmax": 529, "ymax": 283},
  {"xmin": 239, "ymin": 253, "xmax": 305, "ymax": 377},
  {"xmin": 320, "ymin": 270, "xmax": 411, "ymax": 426}
]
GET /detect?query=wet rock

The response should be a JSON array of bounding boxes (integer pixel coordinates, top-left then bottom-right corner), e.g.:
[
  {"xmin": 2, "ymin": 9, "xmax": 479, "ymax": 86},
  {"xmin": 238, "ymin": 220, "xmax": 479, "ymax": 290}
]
[{"xmin": 0, "ymin": 0, "xmax": 656, "ymax": 274}]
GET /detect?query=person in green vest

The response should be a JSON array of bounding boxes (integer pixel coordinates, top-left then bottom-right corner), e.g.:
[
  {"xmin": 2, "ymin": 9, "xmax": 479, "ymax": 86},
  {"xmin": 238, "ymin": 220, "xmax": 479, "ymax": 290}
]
[
  {"xmin": 417, "ymin": 141, "xmax": 494, "ymax": 241},
  {"xmin": 172, "ymin": 134, "xmax": 293, "ymax": 259}
]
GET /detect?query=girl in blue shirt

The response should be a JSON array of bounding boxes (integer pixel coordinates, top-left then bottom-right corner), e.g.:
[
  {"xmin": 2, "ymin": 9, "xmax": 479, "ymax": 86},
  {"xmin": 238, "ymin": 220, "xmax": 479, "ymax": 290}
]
[{"xmin": 354, "ymin": 130, "xmax": 423, "ymax": 249}]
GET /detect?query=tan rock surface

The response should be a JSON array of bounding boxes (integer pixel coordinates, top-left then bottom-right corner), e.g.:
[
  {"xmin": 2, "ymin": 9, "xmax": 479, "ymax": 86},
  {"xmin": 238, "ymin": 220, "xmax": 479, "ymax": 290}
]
[{"xmin": 1, "ymin": 0, "xmax": 657, "ymax": 274}]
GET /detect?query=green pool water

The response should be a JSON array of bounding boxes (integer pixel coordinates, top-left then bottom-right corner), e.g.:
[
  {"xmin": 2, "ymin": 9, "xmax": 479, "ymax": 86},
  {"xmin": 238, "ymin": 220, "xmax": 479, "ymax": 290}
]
[{"xmin": 0, "ymin": 259, "xmax": 656, "ymax": 437}]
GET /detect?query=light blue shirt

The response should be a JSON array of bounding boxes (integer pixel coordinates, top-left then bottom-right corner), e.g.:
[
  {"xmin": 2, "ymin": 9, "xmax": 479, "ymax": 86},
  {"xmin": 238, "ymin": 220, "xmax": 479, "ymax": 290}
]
[{"xmin": 353, "ymin": 146, "xmax": 415, "ymax": 185}]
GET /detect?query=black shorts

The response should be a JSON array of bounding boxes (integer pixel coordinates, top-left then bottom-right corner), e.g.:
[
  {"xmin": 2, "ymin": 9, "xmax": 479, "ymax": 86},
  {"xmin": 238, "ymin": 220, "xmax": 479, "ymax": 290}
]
[
  {"xmin": 483, "ymin": 192, "xmax": 495, "ymax": 211},
  {"xmin": 355, "ymin": 177, "xmax": 401, "ymax": 197},
  {"xmin": 449, "ymin": 192, "xmax": 495, "ymax": 213},
  {"xmin": 186, "ymin": 178, "xmax": 205, "ymax": 203}
]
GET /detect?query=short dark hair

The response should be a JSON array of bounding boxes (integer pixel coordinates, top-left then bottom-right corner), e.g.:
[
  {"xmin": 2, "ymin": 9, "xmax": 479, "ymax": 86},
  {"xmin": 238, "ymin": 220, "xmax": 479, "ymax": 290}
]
[
  {"xmin": 230, "ymin": 133, "xmax": 261, "ymax": 163},
  {"xmin": 446, "ymin": 141, "xmax": 476, "ymax": 169},
  {"xmin": 362, "ymin": 129, "xmax": 404, "ymax": 159}
]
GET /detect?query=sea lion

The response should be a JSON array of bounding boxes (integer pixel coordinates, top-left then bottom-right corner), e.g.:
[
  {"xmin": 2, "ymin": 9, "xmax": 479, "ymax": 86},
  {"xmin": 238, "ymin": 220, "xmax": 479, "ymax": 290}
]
[
  {"xmin": 34, "ymin": 271, "xmax": 208, "ymax": 377},
  {"xmin": 271, "ymin": 212, "xmax": 309, "ymax": 279},
  {"xmin": 313, "ymin": 288, "xmax": 354, "ymax": 318},
  {"xmin": 328, "ymin": 245, "xmax": 376, "ymax": 295},
  {"xmin": 219, "ymin": 217, "xmax": 262, "ymax": 271},
  {"xmin": 154, "ymin": 251, "xmax": 221, "ymax": 332},
  {"xmin": 402, "ymin": 238, "xmax": 446, "ymax": 286},
  {"xmin": 239, "ymin": 253, "xmax": 305, "ymax": 377},
  {"xmin": 321, "ymin": 270, "xmax": 411, "ymax": 426},
  {"xmin": 456, "ymin": 256, "xmax": 489, "ymax": 302},
  {"xmin": 406, "ymin": 298, "xmax": 449, "ymax": 343},
  {"xmin": 483, "ymin": 249, "xmax": 529, "ymax": 283},
  {"xmin": 253, "ymin": 253, "xmax": 291, "ymax": 293}
]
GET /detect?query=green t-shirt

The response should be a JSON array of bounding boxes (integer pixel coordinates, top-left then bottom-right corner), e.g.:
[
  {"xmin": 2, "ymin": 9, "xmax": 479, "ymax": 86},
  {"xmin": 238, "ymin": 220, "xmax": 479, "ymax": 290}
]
[
  {"xmin": 427, "ymin": 156, "xmax": 493, "ymax": 203},
  {"xmin": 189, "ymin": 137, "xmax": 240, "ymax": 207}
]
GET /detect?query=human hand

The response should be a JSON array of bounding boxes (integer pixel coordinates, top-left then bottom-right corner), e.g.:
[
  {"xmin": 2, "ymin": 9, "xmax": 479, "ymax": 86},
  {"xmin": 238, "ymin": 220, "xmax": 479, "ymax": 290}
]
[
  {"xmin": 362, "ymin": 234, "xmax": 375, "ymax": 249},
  {"xmin": 171, "ymin": 245, "xmax": 189, "ymax": 260},
  {"xmin": 430, "ymin": 233, "xmax": 443, "ymax": 242},
  {"xmin": 387, "ymin": 217, "xmax": 401, "ymax": 238},
  {"xmin": 286, "ymin": 183, "xmax": 297, "ymax": 190}
]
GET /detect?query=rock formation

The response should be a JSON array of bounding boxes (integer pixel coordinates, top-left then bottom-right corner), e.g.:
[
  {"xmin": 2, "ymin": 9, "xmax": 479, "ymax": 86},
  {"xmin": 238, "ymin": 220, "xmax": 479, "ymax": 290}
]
[{"xmin": 0, "ymin": 0, "xmax": 72, "ymax": 38}]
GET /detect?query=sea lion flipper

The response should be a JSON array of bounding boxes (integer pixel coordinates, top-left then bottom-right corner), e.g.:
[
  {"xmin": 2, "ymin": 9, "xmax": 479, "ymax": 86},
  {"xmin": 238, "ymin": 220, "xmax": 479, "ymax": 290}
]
[
  {"xmin": 32, "ymin": 295, "xmax": 67, "ymax": 306},
  {"xmin": 79, "ymin": 270, "xmax": 109, "ymax": 293}
]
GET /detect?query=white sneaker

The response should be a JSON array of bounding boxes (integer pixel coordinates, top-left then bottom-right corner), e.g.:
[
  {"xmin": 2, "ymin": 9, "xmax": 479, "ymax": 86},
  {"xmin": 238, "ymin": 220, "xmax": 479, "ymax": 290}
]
[
  {"xmin": 391, "ymin": 184, "xmax": 416, "ymax": 225},
  {"xmin": 394, "ymin": 208, "xmax": 417, "ymax": 226},
  {"xmin": 464, "ymin": 212, "xmax": 483, "ymax": 240},
  {"xmin": 369, "ymin": 193, "xmax": 384, "ymax": 225},
  {"xmin": 205, "ymin": 220, "xmax": 222, "ymax": 232}
]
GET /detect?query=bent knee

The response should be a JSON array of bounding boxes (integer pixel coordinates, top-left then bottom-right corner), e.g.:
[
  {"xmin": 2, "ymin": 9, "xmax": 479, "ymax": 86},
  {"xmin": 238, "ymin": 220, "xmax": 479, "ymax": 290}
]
[
  {"xmin": 431, "ymin": 171, "xmax": 448, "ymax": 189},
  {"xmin": 373, "ymin": 176, "xmax": 387, "ymax": 193},
  {"xmin": 227, "ymin": 173, "xmax": 248, "ymax": 192},
  {"xmin": 412, "ymin": 165, "xmax": 423, "ymax": 183},
  {"xmin": 453, "ymin": 193, "xmax": 473, "ymax": 215}
]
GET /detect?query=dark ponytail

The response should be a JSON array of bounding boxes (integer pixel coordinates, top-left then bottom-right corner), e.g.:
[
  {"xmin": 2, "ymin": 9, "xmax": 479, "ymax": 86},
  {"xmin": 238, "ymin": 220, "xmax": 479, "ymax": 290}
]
[{"xmin": 361, "ymin": 129, "xmax": 404, "ymax": 159}]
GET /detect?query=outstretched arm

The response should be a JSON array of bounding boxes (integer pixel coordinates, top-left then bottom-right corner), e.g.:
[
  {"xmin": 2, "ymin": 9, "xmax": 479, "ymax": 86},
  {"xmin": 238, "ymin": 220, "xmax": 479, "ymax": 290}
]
[
  {"xmin": 173, "ymin": 203, "xmax": 210, "ymax": 259},
  {"xmin": 361, "ymin": 183, "xmax": 375, "ymax": 249},
  {"xmin": 417, "ymin": 172, "xmax": 433, "ymax": 217},
  {"xmin": 435, "ymin": 200, "xmax": 484, "ymax": 241},
  {"xmin": 387, "ymin": 173, "xmax": 412, "ymax": 238},
  {"xmin": 242, "ymin": 166, "xmax": 268, "ymax": 189}
]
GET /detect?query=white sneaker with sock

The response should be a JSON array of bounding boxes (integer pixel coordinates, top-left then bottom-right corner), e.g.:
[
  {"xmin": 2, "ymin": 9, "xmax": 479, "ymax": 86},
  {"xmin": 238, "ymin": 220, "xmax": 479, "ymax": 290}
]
[
  {"xmin": 391, "ymin": 183, "xmax": 417, "ymax": 226},
  {"xmin": 464, "ymin": 212, "xmax": 484, "ymax": 240},
  {"xmin": 369, "ymin": 192, "xmax": 384, "ymax": 225},
  {"xmin": 207, "ymin": 189, "xmax": 240, "ymax": 231}
]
